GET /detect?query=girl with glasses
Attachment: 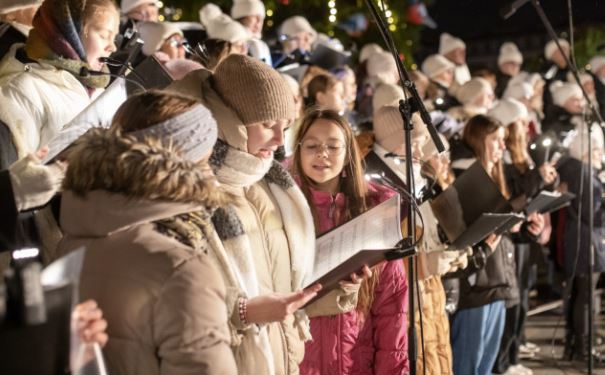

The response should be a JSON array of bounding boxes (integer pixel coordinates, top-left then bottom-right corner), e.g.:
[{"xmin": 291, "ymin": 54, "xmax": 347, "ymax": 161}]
[{"xmin": 291, "ymin": 108, "xmax": 409, "ymax": 375}]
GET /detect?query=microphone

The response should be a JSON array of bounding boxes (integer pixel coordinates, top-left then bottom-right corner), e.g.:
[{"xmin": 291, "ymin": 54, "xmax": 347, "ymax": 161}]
[
  {"xmin": 79, "ymin": 67, "xmax": 147, "ymax": 92},
  {"xmin": 384, "ymin": 152, "xmax": 404, "ymax": 159},
  {"xmin": 500, "ymin": 0, "xmax": 531, "ymax": 20}
]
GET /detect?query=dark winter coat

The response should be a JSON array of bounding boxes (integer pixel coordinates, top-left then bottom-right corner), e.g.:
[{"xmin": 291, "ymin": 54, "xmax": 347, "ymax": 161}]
[{"xmin": 557, "ymin": 157, "xmax": 605, "ymax": 277}]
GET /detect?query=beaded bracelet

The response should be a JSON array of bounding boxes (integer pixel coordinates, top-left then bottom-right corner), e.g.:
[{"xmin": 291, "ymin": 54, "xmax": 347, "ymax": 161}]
[{"xmin": 238, "ymin": 297, "xmax": 249, "ymax": 325}]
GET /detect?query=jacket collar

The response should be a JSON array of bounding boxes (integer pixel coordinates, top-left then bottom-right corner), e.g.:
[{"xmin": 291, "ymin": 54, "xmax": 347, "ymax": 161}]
[{"xmin": 61, "ymin": 190, "xmax": 201, "ymax": 237}]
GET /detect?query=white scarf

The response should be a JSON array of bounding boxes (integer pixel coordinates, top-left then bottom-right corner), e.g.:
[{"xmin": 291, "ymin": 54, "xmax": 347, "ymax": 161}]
[{"xmin": 209, "ymin": 140, "xmax": 316, "ymax": 374}]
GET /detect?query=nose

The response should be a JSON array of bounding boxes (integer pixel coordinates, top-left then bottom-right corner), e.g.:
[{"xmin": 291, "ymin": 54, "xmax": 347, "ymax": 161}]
[
  {"xmin": 108, "ymin": 41, "xmax": 117, "ymax": 54},
  {"xmin": 272, "ymin": 125, "xmax": 285, "ymax": 146}
]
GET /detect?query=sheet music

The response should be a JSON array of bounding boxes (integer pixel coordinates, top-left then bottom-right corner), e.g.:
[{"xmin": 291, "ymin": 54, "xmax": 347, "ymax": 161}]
[
  {"xmin": 42, "ymin": 78, "xmax": 127, "ymax": 164},
  {"xmin": 309, "ymin": 195, "xmax": 402, "ymax": 283}
]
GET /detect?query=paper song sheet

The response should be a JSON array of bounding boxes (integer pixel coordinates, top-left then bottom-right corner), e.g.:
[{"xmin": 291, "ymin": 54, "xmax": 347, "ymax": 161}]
[{"xmin": 309, "ymin": 195, "xmax": 402, "ymax": 283}]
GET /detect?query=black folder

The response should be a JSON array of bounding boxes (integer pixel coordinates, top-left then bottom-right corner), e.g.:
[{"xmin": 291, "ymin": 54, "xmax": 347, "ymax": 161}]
[
  {"xmin": 525, "ymin": 190, "xmax": 575, "ymax": 215},
  {"xmin": 126, "ymin": 55, "xmax": 174, "ymax": 95},
  {"xmin": 430, "ymin": 162, "xmax": 523, "ymax": 249}
]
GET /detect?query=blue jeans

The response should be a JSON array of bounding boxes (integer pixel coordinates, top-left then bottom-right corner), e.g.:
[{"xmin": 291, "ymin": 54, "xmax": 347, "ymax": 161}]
[{"xmin": 450, "ymin": 300, "xmax": 506, "ymax": 375}]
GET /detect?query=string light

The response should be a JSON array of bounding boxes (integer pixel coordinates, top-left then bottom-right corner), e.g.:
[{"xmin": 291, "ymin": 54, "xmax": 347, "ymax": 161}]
[{"xmin": 328, "ymin": 0, "xmax": 337, "ymax": 23}]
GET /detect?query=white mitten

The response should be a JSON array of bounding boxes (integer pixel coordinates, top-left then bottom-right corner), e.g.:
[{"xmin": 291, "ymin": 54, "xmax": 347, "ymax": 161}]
[{"xmin": 8, "ymin": 153, "xmax": 66, "ymax": 211}]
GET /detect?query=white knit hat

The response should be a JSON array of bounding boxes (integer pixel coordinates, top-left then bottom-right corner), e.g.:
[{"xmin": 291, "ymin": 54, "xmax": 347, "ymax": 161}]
[
  {"xmin": 498, "ymin": 42, "xmax": 523, "ymax": 66},
  {"xmin": 438, "ymin": 33, "xmax": 466, "ymax": 55},
  {"xmin": 568, "ymin": 123, "xmax": 604, "ymax": 162},
  {"xmin": 279, "ymin": 15, "xmax": 317, "ymax": 40},
  {"xmin": 544, "ymin": 38, "xmax": 570, "ymax": 60},
  {"xmin": 200, "ymin": 3, "xmax": 251, "ymax": 44},
  {"xmin": 372, "ymin": 83, "xmax": 404, "ymax": 112},
  {"xmin": 164, "ymin": 59, "xmax": 204, "ymax": 80},
  {"xmin": 138, "ymin": 21, "xmax": 183, "ymax": 56},
  {"xmin": 567, "ymin": 71, "xmax": 593, "ymax": 86},
  {"xmin": 121, "ymin": 0, "xmax": 159, "ymax": 14},
  {"xmin": 421, "ymin": 54, "xmax": 455, "ymax": 79},
  {"xmin": 503, "ymin": 81, "xmax": 534, "ymax": 101},
  {"xmin": 487, "ymin": 98, "xmax": 528, "ymax": 126},
  {"xmin": 231, "ymin": 0, "xmax": 265, "ymax": 20},
  {"xmin": 589, "ymin": 56, "xmax": 605, "ymax": 74},
  {"xmin": 456, "ymin": 77, "xmax": 493, "ymax": 105},
  {"xmin": 366, "ymin": 50, "xmax": 397, "ymax": 79},
  {"xmin": 0, "ymin": 0, "xmax": 41, "ymax": 14},
  {"xmin": 359, "ymin": 43, "xmax": 384, "ymax": 63},
  {"xmin": 550, "ymin": 81, "xmax": 582, "ymax": 107}
]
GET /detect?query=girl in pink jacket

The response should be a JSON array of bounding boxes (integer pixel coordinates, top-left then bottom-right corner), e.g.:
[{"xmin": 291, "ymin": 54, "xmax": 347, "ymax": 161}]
[{"xmin": 291, "ymin": 108, "xmax": 409, "ymax": 374}]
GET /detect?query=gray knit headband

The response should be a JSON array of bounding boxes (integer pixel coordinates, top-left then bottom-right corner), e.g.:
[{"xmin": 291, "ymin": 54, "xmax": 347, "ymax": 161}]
[{"xmin": 132, "ymin": 104, "xmax": 218, "ymax": 162}]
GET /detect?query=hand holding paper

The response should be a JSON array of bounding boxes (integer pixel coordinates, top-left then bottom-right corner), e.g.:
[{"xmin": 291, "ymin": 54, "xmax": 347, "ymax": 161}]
[{"xmin": 247, "ymin": 284, "xmax": 322, "ymax": 324}]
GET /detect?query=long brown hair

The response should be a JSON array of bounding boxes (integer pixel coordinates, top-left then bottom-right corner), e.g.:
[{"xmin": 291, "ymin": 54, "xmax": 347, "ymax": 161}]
[
  {"xmin": 505, "ymin": 120, "xmax": 530, "ymax": 173},
  {"xmin": 463, "ymin": 115, "xmax": 510, "ymax": 198},
  {"xmin": 290, "ymin": 108, "xmax": 381, "ymax": 316}
]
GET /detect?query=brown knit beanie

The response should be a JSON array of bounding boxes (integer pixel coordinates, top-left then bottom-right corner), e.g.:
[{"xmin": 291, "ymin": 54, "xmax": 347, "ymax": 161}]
[
  {"xmin": 373, "ymin": 105, "xmax": 426, "ymax": 153},
  {"xmin": 212, "ymin": 54, "xmax": 296, "ymax": 126}
]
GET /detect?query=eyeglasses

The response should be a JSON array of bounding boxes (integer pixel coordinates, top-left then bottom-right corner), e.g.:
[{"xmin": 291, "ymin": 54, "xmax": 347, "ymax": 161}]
[
  {"xmin": 299, "ymin": 139, "xmax": 346, "ymax": 156},
  {"xmin": 166, "ymin": 37, "xmax": 189, "ymax": 49}
]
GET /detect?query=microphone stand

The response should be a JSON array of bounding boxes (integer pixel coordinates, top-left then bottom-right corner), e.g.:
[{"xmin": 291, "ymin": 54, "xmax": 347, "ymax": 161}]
[
  {"xmin": 505, "ymin": 1, "xmax": 604, "ymax": 372},
  {"xmin": 363, "ymin": 1, "xmax": 445, "ymax": 374}
]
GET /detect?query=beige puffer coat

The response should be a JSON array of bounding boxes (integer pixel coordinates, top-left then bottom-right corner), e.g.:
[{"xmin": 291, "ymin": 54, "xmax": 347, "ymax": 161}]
[
  {"xmin": 169, "ymin": 70, "xmax": 358, "ymax": 375},
  {"xmin": 56, "ymin": 130, "xmax": 237, "ymax": 375}
]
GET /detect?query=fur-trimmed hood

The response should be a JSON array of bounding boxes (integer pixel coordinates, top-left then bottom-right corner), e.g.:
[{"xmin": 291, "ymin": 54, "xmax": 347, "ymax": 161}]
[{"xmin": 61, "ymin": 128, "xmax": 225, "ymax": 237}]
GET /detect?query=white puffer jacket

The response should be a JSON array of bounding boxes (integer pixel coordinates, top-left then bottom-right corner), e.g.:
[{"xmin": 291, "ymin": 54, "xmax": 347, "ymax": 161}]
[{"xmin": 0, "ymin": 44, "xmax": 100, "ymax": 157}]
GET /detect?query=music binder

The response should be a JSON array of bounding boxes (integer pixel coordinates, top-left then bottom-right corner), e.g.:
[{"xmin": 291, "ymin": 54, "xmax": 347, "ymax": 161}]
[
  {"xmin": 524, "ymin": 190, "xmax": 575, "ymax": 215},
  {"xmin": 430, "ymin": 161, "xmax": 524, "ymax": 249},
  {"xmin": 303, "ymin": 195, "xmax": 412, "ymax": 304},
  {"xmin": 42, "ymin": 78, "xmax": 128, "ymax": 164}
]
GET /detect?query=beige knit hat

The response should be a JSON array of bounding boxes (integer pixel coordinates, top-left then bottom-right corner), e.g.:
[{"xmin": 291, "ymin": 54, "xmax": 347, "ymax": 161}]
[
  {"xmin": 550, "ymin": 81, "xmax": 582, "ymax": 107},
  {"xmin": 213, "ymin": 54, "xmax": 296, "ymax": 126},
  {"xmin": 456, "ymin": 77, "xmax": 493, "ymax": 105},
  {"xmin": 373, "ymin": 105, "xmax": 426, "ymax": 153},
  {"xmin": 421, "ymin": 54, "xmax": 455, "ymax": 79},
  {"xmin": 231, "ymin": 0, "xmax": 265, "ymax": 20},
  {"xmin": 372, "ymin": 83, "xmax": 404, "ymax": 112},
  {"xmin": 121, "ymin": 0, "xmax": 159, "ymax": 14},
  {"xmin": 498, "ymin": 42, "xmax": 523, "ymax": 66},
  {"xmin": 359, "ymin": 43, "xmax": 384, "ymax": 63},
  {"xmin": 589, "ymin": 56, "xmax": 605, "ymax": 74},
  {"xmin": 566, "ymin": 71, "xmax": 593, "ymax": 86},
  {"xmin": 503, "ymin": 81, "xmax": 533, "ymax": 101},
  {"xmin": 200, "ymin": 3, "xmax": 251, "ymax": 44},
  {"xmin": 279, "ymin": 15, "xmax": 317, "ymax": 40},
  {"xmin": 487, "ymin": 98, "xmax": 528, "ymax": 126},
  {"xmin": 0, "ymin": 0, "xmax": 41, "ymax": 14},
  {"xmin": 366, "ymin": 50, "xmax": 397, "ymax": 83},
  {"xmin": 438, "ymin": 33, "xmax": 465, "ymax": 55},
  {"xmin": 544, "ymin": 38, "xmax": 570, "ymax": 60},
  {"xmin": 138, "ymin": 21, "xmax": 183, "ymax": 56},
  {"xmin": 422, "ymin": 133, "xmax": 449, "ymax": 159}
]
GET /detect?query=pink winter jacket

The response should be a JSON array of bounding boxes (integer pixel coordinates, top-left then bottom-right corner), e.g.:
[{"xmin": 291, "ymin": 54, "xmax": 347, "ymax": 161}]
[{"xmin": 298, "ymin": 182, "xmax": 409, "ymax": 375}]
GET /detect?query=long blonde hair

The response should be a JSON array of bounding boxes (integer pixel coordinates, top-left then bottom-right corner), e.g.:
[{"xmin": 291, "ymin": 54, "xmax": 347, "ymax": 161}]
[
  {"xmin": 505, "ymin": 120, "xmax": 530, "ymax": 173},
  {"xmin": 291, "ymin": 108, "xmax": 381, "ymax": 316}
]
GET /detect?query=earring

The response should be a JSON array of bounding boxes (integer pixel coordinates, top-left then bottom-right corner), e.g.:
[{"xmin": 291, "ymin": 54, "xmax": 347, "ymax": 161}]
[{"xmin": 341, "ymin": 169, "xmax": 347, "ymax": 178}]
